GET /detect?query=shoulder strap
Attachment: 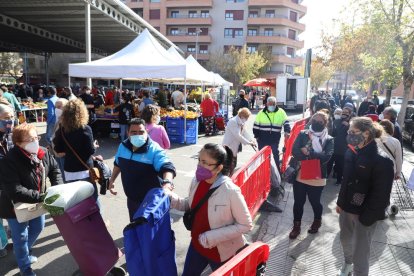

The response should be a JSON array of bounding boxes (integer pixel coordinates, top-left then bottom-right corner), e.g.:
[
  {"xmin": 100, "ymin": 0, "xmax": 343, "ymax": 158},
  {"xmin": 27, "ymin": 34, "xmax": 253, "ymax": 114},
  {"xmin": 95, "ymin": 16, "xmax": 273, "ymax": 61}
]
[
  {"xmin": 263, "ymin": 111, "xmax": 273, "ymax": 128},
  {"xmin": 60, "ymin": 128, "xmax": 91, "ymax": 170},
  {"xmin": 191, "ymin": 185, "xmax": 220, "ymax": 216},
  {"xmin": 382, "ymin": 142, "xmax": 396, "ymax": 160}
]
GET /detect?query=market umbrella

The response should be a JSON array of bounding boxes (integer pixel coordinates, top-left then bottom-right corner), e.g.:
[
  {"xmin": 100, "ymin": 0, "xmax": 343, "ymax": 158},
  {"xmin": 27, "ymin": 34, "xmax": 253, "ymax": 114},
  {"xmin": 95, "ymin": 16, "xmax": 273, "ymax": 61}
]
[{"xmin": 244, "ymin": 78, "xmax": 274, "ymax": 87}]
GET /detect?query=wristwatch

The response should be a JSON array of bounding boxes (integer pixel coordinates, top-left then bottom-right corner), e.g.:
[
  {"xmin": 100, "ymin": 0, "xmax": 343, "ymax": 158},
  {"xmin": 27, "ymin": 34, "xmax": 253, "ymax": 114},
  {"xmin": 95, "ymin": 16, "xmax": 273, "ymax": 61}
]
[{"xmin": 162, "ymin": 179, "xmax": 174, "ymax": 189}]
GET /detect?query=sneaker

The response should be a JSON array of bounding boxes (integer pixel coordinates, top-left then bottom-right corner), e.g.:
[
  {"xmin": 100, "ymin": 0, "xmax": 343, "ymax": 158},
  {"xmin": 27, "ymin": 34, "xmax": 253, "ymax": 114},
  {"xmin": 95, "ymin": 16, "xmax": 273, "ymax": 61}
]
[
  {"xmin": 29, "ymin": 255, "xmax": 38, "ymax": 264},
  {"xmin": 0, "ymin": 248, "xmax": 7, "ymax": 258},
  {"xmin": 20, "ymin": 268, "xmax": 36, "ymax": 276},
  {"xmin": 337, "ymin": 263, "xmax": 353, "ymax": 276}
]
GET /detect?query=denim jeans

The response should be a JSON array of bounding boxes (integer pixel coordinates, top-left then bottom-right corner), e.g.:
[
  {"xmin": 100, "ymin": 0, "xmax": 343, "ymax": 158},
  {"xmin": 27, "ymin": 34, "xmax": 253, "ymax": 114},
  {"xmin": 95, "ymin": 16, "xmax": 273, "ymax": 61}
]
[
  {"xmin": 7, "ymin": 215, "xmax": 45, "ymax": 272},
  {"xmin": 182, "ymin": 242, "xmax": 222, "ymax": 276},
  {"xmin": 55, "ymin": 156, "xmax": 65, "ymax": 182},
  {"xmin": 119, "ymin": 124, "xmax": 128, "ymax": 141},
  {"xmin": 46, "ymin": 122, "xmax": 56, "ymax": 145}
]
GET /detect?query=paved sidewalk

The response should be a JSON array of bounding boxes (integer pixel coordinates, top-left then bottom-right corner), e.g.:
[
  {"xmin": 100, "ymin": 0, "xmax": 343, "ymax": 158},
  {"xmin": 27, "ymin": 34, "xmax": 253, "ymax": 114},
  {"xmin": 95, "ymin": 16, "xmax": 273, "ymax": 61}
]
[{"xmin": 257, "ymin": 162, "xmax": 414, "ymax": 276}]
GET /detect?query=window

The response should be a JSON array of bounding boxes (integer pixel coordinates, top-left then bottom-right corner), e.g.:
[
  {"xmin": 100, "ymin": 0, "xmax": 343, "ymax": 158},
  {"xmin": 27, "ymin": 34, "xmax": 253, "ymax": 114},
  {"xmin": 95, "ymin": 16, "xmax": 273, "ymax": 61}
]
[
  {"xmin": 286, "ymin": 65, "xmax": 294, "ymax": 74},
  {"xmin": 187, "ymin": 45, "xmax": 196, "ymax": 53},
  {"xmin": 200, "ymin": 28, "xmax": 208, "ymax": 35},
  {"xmin": 264, "ymin": 28, "xmax": 273, "ymax": 36},
  {"xmin": 150, "ymin": 0, "xmax": 160, "ymax": 2},
  {"xmin": 149, "ymin": 9, "xmax": 160, "ymax": 20},
  {"xmin": 226, "ymin": 0, "xmax": 245, "ymax": 2},
  {"xmin": 224, "ymin": 28, "xmax": 233, "ymax": 37},
  {"xmin": 171, "ymin": 11, "xmax": 179, "ymax": 18},
  {"xmin": 224, "ymin": 28, "xmax": 243, "ymax": 38},
  {"xmin": 248, "ymin": 11, "xmax": 258, "ymax": 18},
  {"xmin": 188, "ymin": 28, "xmax": 196, "ymax": 35},
  {"xmin": 287, "ymin": 47, "xmax": 295, "ymax": 57},
  {"xmin": 290, "ymin": 11, "xmax": 298, "ymax": 22},
  {"xmin": 225, "ymin": 10, "xmax": 243, "ymax": 20},
  {"xmin": 265, "ymin": 10, "xmax": 275, "ymax": 18},
  {"xmin": 234, "ymin": 28, "xmax": 243, "ymax": 37},
  {"xmin": 170, "ymin": 28, "xmax": 179, "ymax": 35},
  {"xmin": 292, "ymin": 0, "xmax": 299, "ymax": 3},
  {"xmin": 247, "ymin": 45, "xmax": 258, "ymax": 53},
  {"xmin": 189, "ymin": 11, "xmax": 198, "ymax": 18},
  {"xmin": 199, "ymin": 45, "xmax": 208, "ymax": 54},
  {"xmin": 201, "ymin": 10, "xmax": 209, "ymax": 18},
  {"xmin": 288, "ymin": 29, "xmax": 296, "ymax": 40},
  {"xmin": 248, "ymin": 29, "xmax": 257, "ymax": 36}
]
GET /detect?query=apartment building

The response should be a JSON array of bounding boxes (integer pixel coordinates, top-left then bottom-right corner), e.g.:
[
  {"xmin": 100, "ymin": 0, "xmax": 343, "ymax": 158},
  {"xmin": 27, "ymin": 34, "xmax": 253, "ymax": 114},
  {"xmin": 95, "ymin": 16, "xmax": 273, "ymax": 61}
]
[{"xmin": 125, "ymin": 0, "xmax": 306, "ymax": 78}]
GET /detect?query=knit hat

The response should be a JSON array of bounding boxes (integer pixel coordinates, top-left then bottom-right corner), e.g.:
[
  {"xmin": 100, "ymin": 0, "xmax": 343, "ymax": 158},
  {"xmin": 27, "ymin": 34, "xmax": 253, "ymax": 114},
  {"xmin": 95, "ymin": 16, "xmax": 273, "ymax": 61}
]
[{"xmin": 344, "ymin": 103, "xmax": 354, "ymax": 110}]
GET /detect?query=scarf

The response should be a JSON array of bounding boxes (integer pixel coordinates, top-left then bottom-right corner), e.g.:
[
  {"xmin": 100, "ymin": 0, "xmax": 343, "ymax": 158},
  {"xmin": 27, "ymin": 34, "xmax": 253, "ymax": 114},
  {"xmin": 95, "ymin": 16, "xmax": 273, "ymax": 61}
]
[{"xmin": 308, "ymin": 126, "xmax": 328, "ymax": 153}]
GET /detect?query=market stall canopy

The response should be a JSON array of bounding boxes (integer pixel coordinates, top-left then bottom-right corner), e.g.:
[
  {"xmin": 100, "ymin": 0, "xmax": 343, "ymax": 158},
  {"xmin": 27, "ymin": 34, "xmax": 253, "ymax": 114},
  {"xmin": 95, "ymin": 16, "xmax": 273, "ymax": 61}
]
[
  {"xmin": 185, "ymin": 55, "xmax": 215, "ymax": 84},
  {"xmin": 244, "ymin": 78, "xmax": 275, "ymax": 87},
  {"xmin": 166, "ymin": 47, "xmax": 207, "ymax": 84},
  {"xmin": 68, "ymin": 29, "xmax": 186, "ymax": 79},
  {"xmin": 211, "ymin": 73, "xmax": 233, "ymax": 87}
]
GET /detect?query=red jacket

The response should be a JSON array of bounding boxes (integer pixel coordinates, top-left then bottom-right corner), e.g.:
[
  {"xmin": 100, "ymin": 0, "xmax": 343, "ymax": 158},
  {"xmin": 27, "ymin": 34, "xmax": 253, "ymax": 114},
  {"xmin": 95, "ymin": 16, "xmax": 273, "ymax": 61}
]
[{"xmin": 200, "ymin": 99, "xmax": 219, "ymax": 117}]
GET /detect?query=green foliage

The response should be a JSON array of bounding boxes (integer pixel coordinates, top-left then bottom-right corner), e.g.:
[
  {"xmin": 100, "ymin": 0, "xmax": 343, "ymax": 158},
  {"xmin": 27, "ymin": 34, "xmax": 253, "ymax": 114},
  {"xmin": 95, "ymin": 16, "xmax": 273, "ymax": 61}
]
[
  {"xmin": 310, "ymin": 57, "xmax": 334, "ymax": 90},
  {"xmin": 0, "ymin": 53, "xmax": 22, "ymax": 80}
]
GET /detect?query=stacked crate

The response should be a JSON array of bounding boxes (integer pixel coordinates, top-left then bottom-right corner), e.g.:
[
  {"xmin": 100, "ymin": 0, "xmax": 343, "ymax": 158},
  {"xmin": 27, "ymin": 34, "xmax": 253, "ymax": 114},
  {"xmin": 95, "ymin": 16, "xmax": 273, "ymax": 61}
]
[{"xmin": 166, "ymin": 117, "xmax": 198, "ymax": 144}]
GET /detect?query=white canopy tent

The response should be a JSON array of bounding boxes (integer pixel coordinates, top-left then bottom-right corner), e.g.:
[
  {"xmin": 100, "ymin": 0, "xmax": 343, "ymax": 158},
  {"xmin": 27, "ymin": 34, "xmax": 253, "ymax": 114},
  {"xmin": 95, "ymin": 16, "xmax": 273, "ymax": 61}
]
[{"xmin": 68, "ymin": 29, "xmax": 186, "ymax": 80}]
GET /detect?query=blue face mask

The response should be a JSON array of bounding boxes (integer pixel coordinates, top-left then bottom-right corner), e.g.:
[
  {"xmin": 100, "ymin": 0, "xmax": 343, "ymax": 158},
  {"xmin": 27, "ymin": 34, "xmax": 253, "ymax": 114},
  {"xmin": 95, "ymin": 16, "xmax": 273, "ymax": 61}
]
[
  {"xmin": 268, "ymin": 106, "xmax": 276, "ymax": 112},
  {"xmin": 130, "ymin": 135, "xmax": 146, "ymax": 148},
  {"xmin": 0, "ymin": 119, "xmax": 14, "ymax": 133}
]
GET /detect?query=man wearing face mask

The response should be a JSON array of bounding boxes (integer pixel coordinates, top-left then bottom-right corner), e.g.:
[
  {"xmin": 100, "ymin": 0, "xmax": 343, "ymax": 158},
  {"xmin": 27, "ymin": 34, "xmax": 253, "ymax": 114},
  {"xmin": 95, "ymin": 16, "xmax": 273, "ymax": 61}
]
[
  {"xmin": 253, "ymin": 96, "xmax": 290, "ymax": 169},
  {"xmin": 46, "ymin": 87, "xmax": 59, "ymax": 146},
  {"xmin": 115, "ymin": 94, "xmax": 135, "ymax": 141},
  {"xmin": 108, "ymin": 118, "xmax": 176, "ymax": 221},
  {"xmin": 79, "ymin": 86, "xmax": 96, "ymax": 125}
]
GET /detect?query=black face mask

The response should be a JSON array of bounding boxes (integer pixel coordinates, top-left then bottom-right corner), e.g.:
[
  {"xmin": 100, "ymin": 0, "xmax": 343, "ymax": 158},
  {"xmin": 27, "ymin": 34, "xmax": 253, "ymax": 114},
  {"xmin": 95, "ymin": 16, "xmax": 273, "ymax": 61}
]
[
  {"xmin": 341, "ymin": 114, "xmax": 350, "ymax": 120},
  {"xmin": 311, "ymin": 121, "xmax": 325, "ymax": 132}
]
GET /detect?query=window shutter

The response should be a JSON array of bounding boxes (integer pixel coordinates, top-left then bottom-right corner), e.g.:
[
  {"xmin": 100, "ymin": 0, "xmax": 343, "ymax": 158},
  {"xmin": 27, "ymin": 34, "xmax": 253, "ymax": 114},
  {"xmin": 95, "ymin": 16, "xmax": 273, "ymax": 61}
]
[{"xmin": 149, "ymin": 9, "xmax": 160, "ymax": 20}]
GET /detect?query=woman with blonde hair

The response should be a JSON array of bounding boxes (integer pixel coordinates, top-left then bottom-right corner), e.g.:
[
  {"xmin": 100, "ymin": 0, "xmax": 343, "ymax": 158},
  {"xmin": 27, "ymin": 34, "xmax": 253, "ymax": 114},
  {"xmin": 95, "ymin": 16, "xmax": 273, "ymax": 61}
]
[
  {"xmin": 336, "ymin": 117, "xmax": 394, "ymax": 276},
  {"xmin": 53, "ymin": 99, "xmax": 100, "ymax": 199}
]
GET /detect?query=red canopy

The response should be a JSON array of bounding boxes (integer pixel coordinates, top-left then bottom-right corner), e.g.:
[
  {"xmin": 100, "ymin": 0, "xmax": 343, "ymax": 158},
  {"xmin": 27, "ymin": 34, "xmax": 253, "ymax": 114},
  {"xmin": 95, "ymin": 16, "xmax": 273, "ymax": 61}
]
[{"xmin": 243, "ymin": 78, "xmax": 275, "ymax": 87}]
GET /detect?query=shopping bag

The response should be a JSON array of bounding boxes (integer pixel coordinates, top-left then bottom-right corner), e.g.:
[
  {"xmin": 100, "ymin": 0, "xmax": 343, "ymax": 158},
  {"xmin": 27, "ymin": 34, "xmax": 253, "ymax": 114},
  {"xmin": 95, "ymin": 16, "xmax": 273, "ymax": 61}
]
[
  {"xmin": 299, "ymin": 159, "xmax": 321, "ymax": 180},
  {"xmin": 13, "ymin": 202, "xmax": 47, "ymax": 223},
  {"xmin": 407, "ymin": 169, "xmax": 414, "ymax": 191},
  {"xmin": 0, "ymin": 219, "xmax": 8, "ymax": 250}
]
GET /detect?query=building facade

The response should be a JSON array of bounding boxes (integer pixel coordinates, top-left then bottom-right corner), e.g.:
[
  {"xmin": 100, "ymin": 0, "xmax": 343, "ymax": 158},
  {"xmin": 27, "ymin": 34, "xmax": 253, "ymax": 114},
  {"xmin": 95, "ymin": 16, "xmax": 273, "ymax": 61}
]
[{"xmin": 125, "ymin": 0, "xmax": 306, "ymax": 78}]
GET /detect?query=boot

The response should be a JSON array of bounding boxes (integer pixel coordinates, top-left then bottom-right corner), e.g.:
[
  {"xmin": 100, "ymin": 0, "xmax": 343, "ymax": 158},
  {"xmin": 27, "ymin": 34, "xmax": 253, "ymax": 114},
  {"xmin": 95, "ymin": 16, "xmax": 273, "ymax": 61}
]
[
  {"xmin": 308, "ymin": 219, "xmax": 322, "ymax": 234},
  {"xmin": 289, "ymin": 221, "xmax": 301, "ymax": 239}
]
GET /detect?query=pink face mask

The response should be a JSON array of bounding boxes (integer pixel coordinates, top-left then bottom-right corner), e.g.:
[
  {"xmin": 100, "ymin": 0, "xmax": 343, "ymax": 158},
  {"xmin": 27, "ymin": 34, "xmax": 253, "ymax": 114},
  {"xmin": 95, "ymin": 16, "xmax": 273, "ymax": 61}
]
[{"xmin": 196, "ymin": 165, "xmax": 213, "ymax": 181}]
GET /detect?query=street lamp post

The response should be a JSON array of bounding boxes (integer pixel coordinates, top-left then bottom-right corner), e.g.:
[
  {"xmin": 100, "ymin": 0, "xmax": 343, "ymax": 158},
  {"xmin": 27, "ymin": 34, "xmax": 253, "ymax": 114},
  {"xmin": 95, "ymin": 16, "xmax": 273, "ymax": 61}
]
[{"xmin": 195, "ymin": 28, "xmax": 202, "ymax": 60}]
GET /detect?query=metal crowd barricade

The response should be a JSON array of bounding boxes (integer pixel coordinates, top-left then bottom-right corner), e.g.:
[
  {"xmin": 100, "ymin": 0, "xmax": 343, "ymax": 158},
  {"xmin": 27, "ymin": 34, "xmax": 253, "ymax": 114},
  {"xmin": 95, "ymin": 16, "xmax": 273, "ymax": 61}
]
[
  {"xmin": 210, "ymin": 242, "xmax": 270, "ymax": 276},
  {"xmin": 281, "ymin": 118, "xmax": 307, "ymax": 173},
  {"xmin": 231, "ymin": 146, "xmax": 272, "ymax": 218}
]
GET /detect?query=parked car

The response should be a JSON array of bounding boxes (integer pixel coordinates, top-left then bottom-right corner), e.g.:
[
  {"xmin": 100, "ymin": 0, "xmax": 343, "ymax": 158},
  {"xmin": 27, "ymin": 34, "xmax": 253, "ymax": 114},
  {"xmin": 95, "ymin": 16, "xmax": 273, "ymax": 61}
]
[
  {"xmin": 402, "ymin": 104, "xmax": 414, "ymax": 151},
  {"xmin": 391, "ymin": 96, "xmax": 404, "ymax": 104}
]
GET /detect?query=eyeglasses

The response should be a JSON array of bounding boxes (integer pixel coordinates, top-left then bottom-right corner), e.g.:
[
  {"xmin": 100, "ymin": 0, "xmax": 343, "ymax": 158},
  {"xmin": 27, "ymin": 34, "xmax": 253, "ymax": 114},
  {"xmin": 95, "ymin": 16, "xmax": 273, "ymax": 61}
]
[
  {"xmin": 347, "ymin": 130, "xmax": 361, "ymax": 135},
  {"xmin": 198, "ymin": 159, "xmax": 218, "ymax": 167},
  {"xmin": 22, "ymin": 136, "xmax": 41, "ymax": 143}
]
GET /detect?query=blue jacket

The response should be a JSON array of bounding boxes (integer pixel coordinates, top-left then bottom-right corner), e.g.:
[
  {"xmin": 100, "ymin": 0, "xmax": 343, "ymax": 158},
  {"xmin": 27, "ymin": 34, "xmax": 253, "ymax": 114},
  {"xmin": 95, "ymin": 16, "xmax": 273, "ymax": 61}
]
[
  {"xmin": 47, "ymin": 95, "xmax": 58, "ymax": 124},
  {"xmin": 114, "ymin": 138, "xmax": 176, "ymax": 203},
  {"xmin": 123, "ymin": 188, "xmax": 177, "ymax": 276}
]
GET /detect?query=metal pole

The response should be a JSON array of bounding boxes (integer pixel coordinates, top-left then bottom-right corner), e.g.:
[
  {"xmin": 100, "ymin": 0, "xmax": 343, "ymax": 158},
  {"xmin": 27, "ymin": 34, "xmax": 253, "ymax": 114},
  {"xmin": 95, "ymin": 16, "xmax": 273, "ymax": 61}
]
[
  {"xmin": 85, "ymin": 3, "xmax": 92, "ymax": 88},
  {"xmin": 24, "ymin": 52, "xmax": 29, "ymax": 86},
  {"xmin": 195, "ymin": 29, "xmax": 201, "ymax": 60},
  {"xmin": 184, "ymin": 79, "xmax": 187, "ymax": 144},
  {"xmin": 45, "ymin": 53, "xmax": 49, "ymax": 88}
]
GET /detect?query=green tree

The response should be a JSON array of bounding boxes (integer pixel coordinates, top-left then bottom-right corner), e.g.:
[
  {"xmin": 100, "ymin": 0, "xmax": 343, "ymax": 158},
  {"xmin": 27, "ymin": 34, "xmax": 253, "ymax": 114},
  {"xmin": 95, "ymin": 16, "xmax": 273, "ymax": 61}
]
[
  {"xmin": 0, "ymin": 53, "xmax": 22, "ymax": 81},
  {"xmin": 310, "ymin": 57, "xmax": 334, "ymax": 90}
]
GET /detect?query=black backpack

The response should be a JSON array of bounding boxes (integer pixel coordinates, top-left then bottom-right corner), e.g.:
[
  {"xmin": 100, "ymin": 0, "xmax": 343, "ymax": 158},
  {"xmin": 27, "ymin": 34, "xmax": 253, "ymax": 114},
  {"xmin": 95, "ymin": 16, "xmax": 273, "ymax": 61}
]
[{"xmin": 232, "ymin": 98, "xmax": 242, "ymax": 116}]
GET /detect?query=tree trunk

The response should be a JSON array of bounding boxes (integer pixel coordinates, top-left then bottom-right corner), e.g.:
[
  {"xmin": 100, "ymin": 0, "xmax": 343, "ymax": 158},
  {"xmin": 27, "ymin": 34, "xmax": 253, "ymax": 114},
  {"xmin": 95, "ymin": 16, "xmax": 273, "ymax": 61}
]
[{"xmin": 397, "ymin": 71, "xmax": 414, "ymax": 127}]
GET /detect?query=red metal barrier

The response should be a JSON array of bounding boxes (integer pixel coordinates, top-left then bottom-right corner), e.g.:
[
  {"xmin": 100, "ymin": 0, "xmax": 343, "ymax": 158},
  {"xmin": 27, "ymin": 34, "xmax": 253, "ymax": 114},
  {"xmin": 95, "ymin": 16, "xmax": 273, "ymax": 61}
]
[
  {"xmin": 210, "ymin": 242, "xmax": 270, "ymax": 276},
  {"xmin": 231, "ymin": 146, "xmax": 272, "ymax": 218},
  {"xmin": 281, "ymin": 118, "xmax": 308, "ymax": 173}
]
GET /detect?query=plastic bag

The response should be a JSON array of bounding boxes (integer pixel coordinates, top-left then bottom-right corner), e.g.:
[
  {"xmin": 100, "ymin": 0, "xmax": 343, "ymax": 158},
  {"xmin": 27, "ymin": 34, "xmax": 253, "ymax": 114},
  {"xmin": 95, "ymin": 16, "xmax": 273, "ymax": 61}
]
[
  {"xmin": 407, "ymin": 168, "xmax": 414, "ymax": 191},
  {"xmin": 0, "ymin": 219, "xmax": 8, "ymax": 250},
  {"xmin": 43, "ymin": 181, "xmax": 95, "ymax": 216}
]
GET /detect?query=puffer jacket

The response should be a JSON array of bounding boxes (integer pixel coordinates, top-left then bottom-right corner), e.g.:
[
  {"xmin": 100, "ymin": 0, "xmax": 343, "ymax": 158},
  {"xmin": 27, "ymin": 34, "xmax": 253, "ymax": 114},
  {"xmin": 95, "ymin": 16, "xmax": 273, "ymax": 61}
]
[
  {"xmin": 170, "ymin": 174, "xmax": 253, "ymax": 262},
  {"xmin": 292, "ymin": 130, "xmax": 334, "ymax": 179},
  {"xmin": 0, "ymin": 146, "xmax": 63, "ymax": 219},
  {"xmin": 337, "ymin": 141, "xmax": 394, "ymax": 226}
]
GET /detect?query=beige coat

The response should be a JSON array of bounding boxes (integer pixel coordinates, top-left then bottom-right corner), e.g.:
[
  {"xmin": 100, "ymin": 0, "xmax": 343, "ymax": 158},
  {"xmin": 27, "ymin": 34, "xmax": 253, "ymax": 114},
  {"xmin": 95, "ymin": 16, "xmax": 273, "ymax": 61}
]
[{"xmin": 170, "ymin": 174, "xmax": 253, "ymax": 262}]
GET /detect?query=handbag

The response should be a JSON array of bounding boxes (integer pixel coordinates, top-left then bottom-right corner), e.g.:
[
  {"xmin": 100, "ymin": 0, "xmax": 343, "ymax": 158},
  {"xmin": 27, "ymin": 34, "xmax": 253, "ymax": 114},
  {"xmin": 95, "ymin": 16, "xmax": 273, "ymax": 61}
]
[
  {"xmin": 183, "ymin": 186, "xmax": 219, "ymax": 231},
  {"xmin": 60, "ymin": 129, "xmax": 101, "ymax": 184},
  {"xmin": 13, "ymin": 163, "xmax": 47, "ymax": 223},
  {"xmin": 299, "ymin": 159, "xmax": 322, "ymax": 180}
]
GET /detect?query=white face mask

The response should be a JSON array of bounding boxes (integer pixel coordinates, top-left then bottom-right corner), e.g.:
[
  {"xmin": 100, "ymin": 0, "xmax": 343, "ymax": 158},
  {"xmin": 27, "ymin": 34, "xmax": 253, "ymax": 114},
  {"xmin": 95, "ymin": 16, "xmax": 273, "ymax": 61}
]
[
  {"xmin": 239, "ymin": 117, "xmax": 247, "ymax": 124},
  {"xmin": 55, "ymin": 109, "xmax": 63, "ymax": 120},
  {"xmin": 379, "ymin": 113, "xmax": 384, "ymax": 120},
  {"xmin": 154, "ymin": 115, "xmax": 161, "ymax": 125},
  {"xmin": 24, "ymin": 140, "xmax": 39, "ymax": 154},
  {"xmin": 334, "ymin": 114, "xmax": 341, "ymax": 120}
]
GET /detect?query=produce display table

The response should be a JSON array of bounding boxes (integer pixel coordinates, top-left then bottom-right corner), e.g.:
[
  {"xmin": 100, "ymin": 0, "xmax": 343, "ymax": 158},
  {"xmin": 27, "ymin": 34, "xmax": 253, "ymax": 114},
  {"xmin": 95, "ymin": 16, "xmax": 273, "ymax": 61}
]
[
  {"xmin": 166, "ymin": 117, "xmax": 198, "ymax": 144},
  {"xmin": 93, "ymin": 115, "xmax": 120, "ymax": 138},
  {"xmin": 20, "ymin": 107, "xmax": 47, "ymax": 123}
]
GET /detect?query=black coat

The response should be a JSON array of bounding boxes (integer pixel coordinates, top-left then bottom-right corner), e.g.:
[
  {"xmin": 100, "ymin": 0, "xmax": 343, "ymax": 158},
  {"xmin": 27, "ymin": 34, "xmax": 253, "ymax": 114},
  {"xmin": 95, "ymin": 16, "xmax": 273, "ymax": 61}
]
[
  {"xmin": 337, "ymin": 141, "xmax": 394, "ymax": 226},
  {"xmin": 292, "ymin": 130, "xmax": 334, "ymax": 179},
  {"xmin": 332, "ymin": 119, "xmax": 350, "ymax": 155},
  {"xmin": 0, "ymin": 146, "xmax": 63, "ymax": 218}
]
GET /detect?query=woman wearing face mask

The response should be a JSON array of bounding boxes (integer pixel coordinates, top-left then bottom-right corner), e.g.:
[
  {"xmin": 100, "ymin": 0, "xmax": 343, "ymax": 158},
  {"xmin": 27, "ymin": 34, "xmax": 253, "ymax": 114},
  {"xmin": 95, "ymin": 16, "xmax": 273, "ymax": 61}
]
[
  {"xmin": 0, "ymin": 124, "xmax": 63, "ymax": 276},
  {"xmin": 167, "ymin": 143, "xmax": 252, "ymax": 275},
  {"xmin": 141, "ymin": 104, "xmax": 170, "ymax": 149},
  {"xmin": 336, "ymin": 117, "xmax": 394, "ymax": 276},
  {"xmin": 289, "ymin": 112, "xmax": 334, "ymax": 239},
  {"xmin": 0, "ymin": 104, "xmax": 15, "ymax": 258},
  {"xmin": 330, "ymin": 107, "xmax": 352, "ymax": 185},
  {"xmin": 50, "ymin": 98, "xmax": 68, "ymax": 181},
  {"xmin": 115, "ymin": 94, "xmax": 135, "ymax": 141},
  {"xmin": 200, "ymin": 93, "xmax": 219, "ymax": 136},
  {"xmin": 222, "ymin": 107, "xmax": 256, "ymax": 174},
  {"xmin": 53, "ymin": 99, "xmax": 100, "ymax": 200}
]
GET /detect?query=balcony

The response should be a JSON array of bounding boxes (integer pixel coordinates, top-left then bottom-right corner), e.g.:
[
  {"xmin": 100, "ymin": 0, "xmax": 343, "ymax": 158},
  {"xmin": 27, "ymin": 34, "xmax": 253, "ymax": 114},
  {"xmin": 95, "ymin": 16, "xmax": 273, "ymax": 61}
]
[
  {"xmin": 167, "ymin": 34, "xmax": 212, "ymax": 43},
  {"xmin": 272, "ymin": 54, "xmax": 303, "ymax": 66},
  {"xmin": 166, "ymin": 15, "xmax": 212, "ymax": 25},
  {"xmin": 127, "ymin": 0, "xmax": 144, "ymax": 8},
  {"xmin": 248, "ymin": 0, "xmax": 307, "ymax": 14},
  {"xmin": 246, "ymin": 33, "xmax": 304, "ymax": 48},
  {"xmin": 165, "ymin": 0, "xmax": 213, "ymax": 8},
  {"xmin": 185, "ymin": 52, "xmax": 209, "ymax": 60},
  {"xmin": 247, "ymin": 17, "xmax": 305, "ymax": 32}
]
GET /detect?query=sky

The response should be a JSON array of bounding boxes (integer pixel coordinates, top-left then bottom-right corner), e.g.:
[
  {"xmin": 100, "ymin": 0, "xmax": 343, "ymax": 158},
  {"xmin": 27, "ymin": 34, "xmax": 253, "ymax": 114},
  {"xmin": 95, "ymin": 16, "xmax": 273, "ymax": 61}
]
[{"xmin": 300, "ymin": 0, "xmax": 351, "ymax": 50}]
